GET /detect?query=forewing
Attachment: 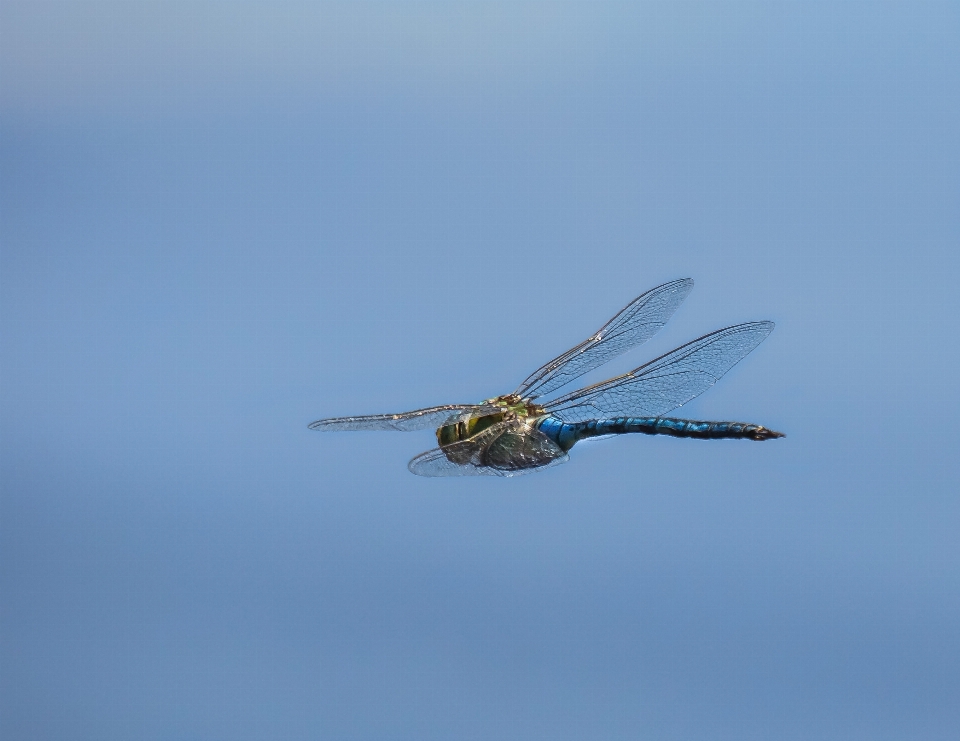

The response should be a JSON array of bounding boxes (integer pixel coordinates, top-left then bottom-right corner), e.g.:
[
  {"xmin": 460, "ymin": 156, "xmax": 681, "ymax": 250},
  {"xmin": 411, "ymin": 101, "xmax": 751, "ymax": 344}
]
[
  {"xmin": 544, "ymin": 322, "xmax": 775, "ymax": 423},
  {"xmin": 516, "ymin": 278, "xmax": 694, "ymax": 399},
  {"xmin": 309, "ymin": 404, "xmax": 483, "ymax": 432},
  {"xmin": 408, "ymin": 422, "xmax": 569, "ymax": 477}
]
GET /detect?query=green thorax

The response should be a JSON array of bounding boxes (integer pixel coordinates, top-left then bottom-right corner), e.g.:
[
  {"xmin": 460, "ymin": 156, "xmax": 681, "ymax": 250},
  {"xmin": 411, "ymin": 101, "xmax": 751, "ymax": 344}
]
[{"xmin": 436, "ymin": 394, "xmax": 546, "ymax": 447}]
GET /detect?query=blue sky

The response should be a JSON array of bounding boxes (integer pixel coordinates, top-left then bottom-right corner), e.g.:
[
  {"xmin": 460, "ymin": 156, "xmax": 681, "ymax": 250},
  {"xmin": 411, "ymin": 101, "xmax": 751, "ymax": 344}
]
[{"xmin": 2, "ymin": 2, "xmax": 959, "ymax": 739}]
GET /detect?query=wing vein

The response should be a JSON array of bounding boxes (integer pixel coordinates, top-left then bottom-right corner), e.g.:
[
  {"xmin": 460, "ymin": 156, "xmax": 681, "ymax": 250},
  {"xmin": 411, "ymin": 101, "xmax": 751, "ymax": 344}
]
[
  {"xmin": 515, "ymin": 278, "xmax": 694, "ymax": 399},
  {"xmin": 543, "ymin": 322, "xmax": 774, "ymax": 422}
]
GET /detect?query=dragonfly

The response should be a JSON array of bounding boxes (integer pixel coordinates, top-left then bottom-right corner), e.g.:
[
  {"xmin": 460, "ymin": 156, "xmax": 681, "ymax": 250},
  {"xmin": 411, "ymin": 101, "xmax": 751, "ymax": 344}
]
[{"xmin": 310, "ymin": 279, "xmax": 783, "ymax": 477}]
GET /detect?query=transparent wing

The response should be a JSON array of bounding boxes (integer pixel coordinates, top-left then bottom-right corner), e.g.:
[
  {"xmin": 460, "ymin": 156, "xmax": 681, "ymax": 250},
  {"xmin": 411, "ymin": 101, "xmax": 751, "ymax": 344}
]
[
  {"xmin": 544, "ymin": 322, "xmax": 775, "ymax": 423},
  {"xmin": 516, "ymin": 278, "xmax": 694, "ymax": 400},
  {"xmin": 408, "ymin": 421, "xmax": 569, "ymax": 477},
  {"xmin": 408, "ymin": 420, "xmax": 517, "ymax": 477},
  {"xmin": 309, "ymin": 404, "xmax": 484, "ymax": 432},
  {"xmin": 408, "ymin": 447, "xmax": 498, "ymax": 477}
]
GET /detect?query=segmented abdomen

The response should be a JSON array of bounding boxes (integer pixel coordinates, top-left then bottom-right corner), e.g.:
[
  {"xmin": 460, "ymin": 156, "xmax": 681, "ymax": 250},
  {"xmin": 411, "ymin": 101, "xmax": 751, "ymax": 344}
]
[{"xmin": 537, "ymin": 416, "xmax": 783, "ymax": 449}]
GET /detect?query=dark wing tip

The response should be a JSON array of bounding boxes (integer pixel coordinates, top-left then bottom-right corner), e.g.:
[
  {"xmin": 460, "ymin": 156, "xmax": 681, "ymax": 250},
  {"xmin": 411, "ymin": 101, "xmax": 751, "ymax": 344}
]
[
  {"xmin": 755, "ymin": 320, "xmax": 776, "ymax": 341},
  {"xmin": 664, "ymin": 277, "xmax": 694, "ymax": 295},
  {"xmin": 732, "ymin": 320, "xmax": 775, "ymax": 339}
]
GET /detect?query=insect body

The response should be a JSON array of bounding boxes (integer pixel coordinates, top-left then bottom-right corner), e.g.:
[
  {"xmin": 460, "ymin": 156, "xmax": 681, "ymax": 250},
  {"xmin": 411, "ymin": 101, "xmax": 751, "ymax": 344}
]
[{"xmin": 311, "ymin": 279, "xmax": 783, "ymax": 476}]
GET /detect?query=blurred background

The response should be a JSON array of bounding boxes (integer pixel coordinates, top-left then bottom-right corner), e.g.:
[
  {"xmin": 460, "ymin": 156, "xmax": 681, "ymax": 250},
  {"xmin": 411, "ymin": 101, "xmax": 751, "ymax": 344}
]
[{"xmin": 2, "ymin": 2, "xmax": 958, "ymax": 739}]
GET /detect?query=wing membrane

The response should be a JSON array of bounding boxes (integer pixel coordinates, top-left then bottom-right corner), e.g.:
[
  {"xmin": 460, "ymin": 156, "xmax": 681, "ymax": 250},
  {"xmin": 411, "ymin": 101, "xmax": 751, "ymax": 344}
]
[
  {"xmin": 408, "ymin": 447, "xmax": 497, "ymax": 477},
  {"xmin": 516, "ymin": 278, "xmax": 694, "ymax": 399},
  {"xmin": 408, "ymin": 421, "xmax": 569, "ymax": 477},
  {"xmin": 309, "ymin": 404, "xmax": 483, "ymax": 432},
  {"xmin": 544, "ymin": 322, "xmax": 774, "ymax": 423}
]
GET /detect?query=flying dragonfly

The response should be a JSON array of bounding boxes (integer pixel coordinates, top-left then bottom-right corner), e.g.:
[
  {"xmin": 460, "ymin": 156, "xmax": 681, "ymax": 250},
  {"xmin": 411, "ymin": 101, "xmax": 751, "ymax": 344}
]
[{"xmin": 310, "ymin": 279, "xmax": 783, "ymax": 477}]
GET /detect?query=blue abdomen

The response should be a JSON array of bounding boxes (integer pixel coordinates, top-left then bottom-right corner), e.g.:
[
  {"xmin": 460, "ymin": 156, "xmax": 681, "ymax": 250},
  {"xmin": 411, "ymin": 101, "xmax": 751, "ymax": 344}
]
[{"xmin": 537, "ymin": 415, "xmax": 783, "ymax": 448}]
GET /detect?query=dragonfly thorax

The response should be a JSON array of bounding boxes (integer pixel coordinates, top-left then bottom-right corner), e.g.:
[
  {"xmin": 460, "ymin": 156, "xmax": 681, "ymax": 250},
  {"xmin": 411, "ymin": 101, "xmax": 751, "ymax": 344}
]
[{"xmin": 435, "ymin": 394, "xmax": 545, "ymax": 447}]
